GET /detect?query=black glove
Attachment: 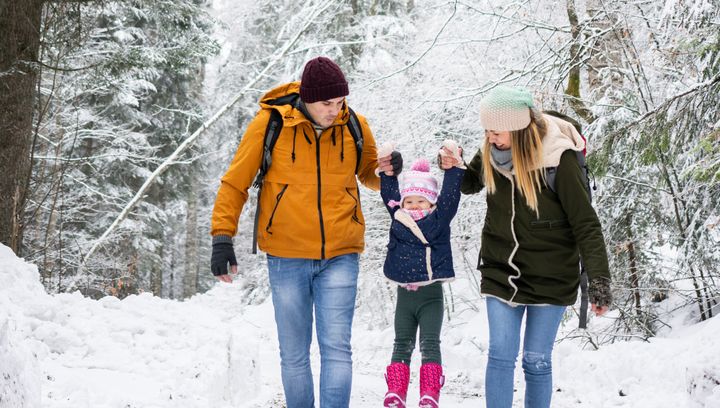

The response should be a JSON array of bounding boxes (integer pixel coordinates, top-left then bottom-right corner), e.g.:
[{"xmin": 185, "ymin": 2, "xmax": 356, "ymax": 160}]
[
  {"xmin": 211, "ymin": 236, "xmax": 237, "ymax": 276},
  {"xmin": 588, "ymin": 277, "xmax": 612, "ymax": 308},
  {"xmin": 390, "ymin": 151, "xmax": 403, "ymax": 176}
]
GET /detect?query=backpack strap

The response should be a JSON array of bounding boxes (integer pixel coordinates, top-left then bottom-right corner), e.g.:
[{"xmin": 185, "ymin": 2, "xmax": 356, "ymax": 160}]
[
  {"xmin": 577, "ymin": 149, "xmax": 591, "ymax": 329},
  {"xmin": 252, "ymin": 109, "xmax": 284, "ymax": 254},
  {"xmin": 252, "ymin": 109, "xmax": 284, "ymax": 189},
  {"xmin": 346, "ymin": 107, "xmax": 364, "ymax": 174},
  {"xmin": 578, "ymin": 262, "xmax": 589, "ymax": 329}
]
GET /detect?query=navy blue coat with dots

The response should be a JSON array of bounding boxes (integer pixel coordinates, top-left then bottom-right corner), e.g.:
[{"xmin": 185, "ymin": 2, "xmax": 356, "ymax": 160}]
[{"xmin": 381, "ymin": 167, "xmax": 465, "ymax": 285}]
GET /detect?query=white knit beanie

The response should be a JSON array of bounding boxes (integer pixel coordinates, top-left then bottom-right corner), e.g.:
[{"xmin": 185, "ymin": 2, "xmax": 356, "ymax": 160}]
[{"xmin": 479, "ymin": 86, "xmax": 535, "ymax": 131}]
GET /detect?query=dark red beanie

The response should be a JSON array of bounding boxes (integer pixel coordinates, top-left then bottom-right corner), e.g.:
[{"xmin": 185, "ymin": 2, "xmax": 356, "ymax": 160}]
[{"xmin": 300, "ymin": 57, "xmax": 349, "ymax": 103}]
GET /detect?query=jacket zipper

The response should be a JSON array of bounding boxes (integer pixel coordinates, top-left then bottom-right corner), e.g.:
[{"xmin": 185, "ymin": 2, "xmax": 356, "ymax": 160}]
[
  {"xmin": 265, "ymin": 184, "xmax": 288, "ymax": 234},
  {"xmin": 315, "ymin": 131, "xmax": 326, "ymax": 259},
  {"xmin": 345, "ymin": 187, "xmax": 363, "ymax": 225}
]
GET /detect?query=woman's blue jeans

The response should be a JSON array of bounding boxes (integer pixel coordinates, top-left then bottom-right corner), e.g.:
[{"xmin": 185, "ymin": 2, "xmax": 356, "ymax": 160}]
[
  {"xmin": 485, "ymin": 296, "xmax": 566, "ymax": 408},
  {"xmin": 267, "ymin": 253, "xmax": 359, "ymax": 408}
]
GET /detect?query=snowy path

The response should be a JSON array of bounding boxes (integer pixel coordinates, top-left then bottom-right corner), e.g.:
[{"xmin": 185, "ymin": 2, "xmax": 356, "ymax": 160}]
[{"xmin": 2, "ymin": 246, "xmax": 719, "ymax": 407}]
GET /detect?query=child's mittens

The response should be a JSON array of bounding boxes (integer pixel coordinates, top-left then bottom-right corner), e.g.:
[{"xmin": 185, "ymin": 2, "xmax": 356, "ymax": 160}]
[
  {"xmin": 376, "ymin": 141, "xmax": 397, "ymax": 176},
  {"xmin": 438, "ymin": 139, "xmax": 466, "ymax": 169}
]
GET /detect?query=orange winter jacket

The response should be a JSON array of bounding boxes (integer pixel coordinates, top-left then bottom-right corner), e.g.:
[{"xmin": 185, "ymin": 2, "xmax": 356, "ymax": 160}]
[{"xmin": 211, "ymin": 82, "xmax": 380, "ymax": 259}]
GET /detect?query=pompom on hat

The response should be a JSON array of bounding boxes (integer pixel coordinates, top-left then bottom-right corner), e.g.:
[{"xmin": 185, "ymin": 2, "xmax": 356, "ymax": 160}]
[
  {"xmin": 300, "ymin": 56, "xmax": 349, "ymax": 103},
  {"xmin": 479, "ymin": 86, "xmax": 535, "ymax": 131},
  {"xmin": 400, "ymin": 159, "xmax": 439, "ymax": 204}
]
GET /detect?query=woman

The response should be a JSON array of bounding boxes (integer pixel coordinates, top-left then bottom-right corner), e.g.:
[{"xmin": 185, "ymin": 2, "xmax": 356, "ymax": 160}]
[{"xmin": 449, "ymin": 86, "xmax": 612, "ymax": 408}]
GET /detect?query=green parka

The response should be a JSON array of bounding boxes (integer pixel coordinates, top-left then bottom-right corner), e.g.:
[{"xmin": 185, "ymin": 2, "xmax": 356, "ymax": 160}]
[{"xmin": 461, "ymin": 114, "xmax": 610, "ymax": 305}]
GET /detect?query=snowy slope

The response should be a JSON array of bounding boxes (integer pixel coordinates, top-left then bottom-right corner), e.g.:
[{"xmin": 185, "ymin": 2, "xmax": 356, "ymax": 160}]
[{"xmin": 1, "ymin": 244, "xmax": 719, "ymax": 407}]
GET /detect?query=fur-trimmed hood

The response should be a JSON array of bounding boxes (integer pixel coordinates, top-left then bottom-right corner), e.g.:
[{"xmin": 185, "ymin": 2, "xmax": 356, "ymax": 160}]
[
  {"xmin": 541, "ymin": 113, "xmax": 585, "ymax": 167},
  {"xmin": 490, "ymin": 113, "xmax": 585, "ymax": 177}
]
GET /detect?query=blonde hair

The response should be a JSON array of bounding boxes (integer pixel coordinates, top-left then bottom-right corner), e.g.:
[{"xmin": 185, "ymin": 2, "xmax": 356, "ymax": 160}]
[{"xmin": 482, "ymin": 109, "xmax": 547, "ymax": 216}]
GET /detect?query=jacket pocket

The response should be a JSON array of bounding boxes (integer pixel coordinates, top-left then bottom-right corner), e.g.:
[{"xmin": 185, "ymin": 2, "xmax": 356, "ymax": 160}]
[
  {"xmin": 345, "ymin": 187, "xmax": 363, "ymax": 225},
  {"xmin": 529, "ymin": 219, "xmax": 570, "ymax": 230},
  {"xmin": 265, "ymin": 184, "xmax": 289, "ymax": 234}
]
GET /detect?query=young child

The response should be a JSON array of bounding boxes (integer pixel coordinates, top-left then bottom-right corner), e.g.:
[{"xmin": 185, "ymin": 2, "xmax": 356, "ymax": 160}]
[{"xmin": 379, "ymin": 141, "xmax": 465, "ymax": 408}]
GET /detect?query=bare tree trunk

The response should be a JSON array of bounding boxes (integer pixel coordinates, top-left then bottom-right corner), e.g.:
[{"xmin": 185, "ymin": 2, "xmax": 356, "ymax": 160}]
[
  {"xmin": 42, "ymin": 115, "xmax": 69, "ymax": 288},
  {"xmin": 585, "ymin": 0, "xmax": 626, "ymax": 103},
  {"xmin": 183, "ymin": 185, "xmax": 198, "ymax": 298},
  {"xmin": 627, "ymin": 241, "xmax": 641, "ymax": 317},
  {"xmin": 149, "ymin": 189, "xmax": 167, "ymax": 296},
  {"xmin": 0, "ymin": 0, "xmax": 44, "ymax": 254},
  {"xmin": 169, "ymin": 254, "xmax": 176, "ymax": 300},
  {"xmin": 565, "ymin": 0, "xmax": 596, "ymax": 123},
  {"xmin": 344, "ymin": 0, "xmax": 364, "ymax": 68},
  {"xmin": 151, "ymin": 235, "xmax": 164, "ymax": 296}
]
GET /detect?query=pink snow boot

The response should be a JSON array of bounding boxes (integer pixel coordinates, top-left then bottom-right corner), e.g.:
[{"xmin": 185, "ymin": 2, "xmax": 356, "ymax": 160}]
[
  {"xmin": 384, "ymin": 362, "xmax": 410, "ymax": 408},
  {"xmin": 418, "ymin": 363, "xmax": 444, "ymax": 408}
]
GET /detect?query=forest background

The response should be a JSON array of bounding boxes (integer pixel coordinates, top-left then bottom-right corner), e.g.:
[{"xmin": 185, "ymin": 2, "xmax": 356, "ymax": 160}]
[{"xmin": 1, "ymin": 0, "xmax": 719, "ymax": 345}]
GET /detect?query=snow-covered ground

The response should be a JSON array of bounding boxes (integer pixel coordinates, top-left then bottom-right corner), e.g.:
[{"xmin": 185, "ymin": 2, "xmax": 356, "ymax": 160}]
[{"xmin": 1, "ymin": 243, "xmax": 719, "ymax": 407}]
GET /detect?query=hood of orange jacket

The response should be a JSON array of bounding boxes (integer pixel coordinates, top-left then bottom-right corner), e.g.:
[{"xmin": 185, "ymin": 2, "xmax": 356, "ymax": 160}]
[{"xmin": 211, "ymin": 81, "xmax": 380, "ymax": 259}]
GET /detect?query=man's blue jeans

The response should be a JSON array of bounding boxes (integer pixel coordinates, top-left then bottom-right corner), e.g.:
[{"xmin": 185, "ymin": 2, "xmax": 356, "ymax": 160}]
[
  {"xmin": 485, "ymin": 297, "xmax": 566, "ymax": 408},
  {"xmin": 267, "ymin": 253, "xmax": 359, "ymax": 408}
]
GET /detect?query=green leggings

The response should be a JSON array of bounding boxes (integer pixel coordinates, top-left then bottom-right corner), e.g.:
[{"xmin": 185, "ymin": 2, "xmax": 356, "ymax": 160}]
[{"xmin": 391, "ymin": 282, "xmax": 444, "ymax": 365}]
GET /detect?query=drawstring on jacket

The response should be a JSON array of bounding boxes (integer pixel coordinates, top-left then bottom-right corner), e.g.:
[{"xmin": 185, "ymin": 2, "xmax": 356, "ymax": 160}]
[
  {"xmin": 340, "ymin": 126, "xmax": 345, "ymax": 162},
  {"xmin": 292, "ymin": 122, "xmax": 352, "ymax": 163}
]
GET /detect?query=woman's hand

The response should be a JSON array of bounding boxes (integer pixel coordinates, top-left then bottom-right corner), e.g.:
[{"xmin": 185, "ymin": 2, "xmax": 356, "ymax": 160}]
[
  {"xmin": 437, "ymin": 139, "xmax": 464, "ymax": 170},
  {"xmin": 588, "ymin": 277, "xmax": 612, "ymax": 316},
  {"xmin": 590, "ymin": 303, "xmax": 609, "ymax": 316}
]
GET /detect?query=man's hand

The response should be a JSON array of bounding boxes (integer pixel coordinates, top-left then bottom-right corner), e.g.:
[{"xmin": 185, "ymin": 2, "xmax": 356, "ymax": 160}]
[
  {"xmin": 211, "ymin": 236, "xmax": 238, "ymax": 282},
  {"xmin": 378, "ymin": 151, "xmax": 403, "ymax": 176}
]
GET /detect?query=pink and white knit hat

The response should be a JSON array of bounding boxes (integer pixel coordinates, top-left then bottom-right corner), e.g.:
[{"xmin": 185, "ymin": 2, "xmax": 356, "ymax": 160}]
[{"xmin": 400, "ymin": 159, "xmax": 439, "ymax": 204}]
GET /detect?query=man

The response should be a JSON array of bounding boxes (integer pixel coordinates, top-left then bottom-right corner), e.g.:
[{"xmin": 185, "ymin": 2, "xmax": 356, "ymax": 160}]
[{"xmin": 210, "ymin": 56, "xmax": 401, "ymax": 407}]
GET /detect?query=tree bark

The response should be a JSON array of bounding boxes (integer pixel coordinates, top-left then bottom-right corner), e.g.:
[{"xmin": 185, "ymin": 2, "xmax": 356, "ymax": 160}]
[
  {"xmin": 151, "ymin": 232, "xmax": 164, "ymax": 297},
  {"xmin": 585, "ymin": 0, "xmax": 627, "ymax": 104},
  {"xmin": 183, "ymin": 184, "xmax": 198, "ymax": 298},
  {"xmin": 565, "ymin": 0, "xmax": 596, "ymax": 123},
  {"xmin": 627, "ymin": 241, "xmax": 641, "ymax": 317},
  {"xmin": 0, "ymin": 0, "xmax": 44, "ymax": 254}
]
